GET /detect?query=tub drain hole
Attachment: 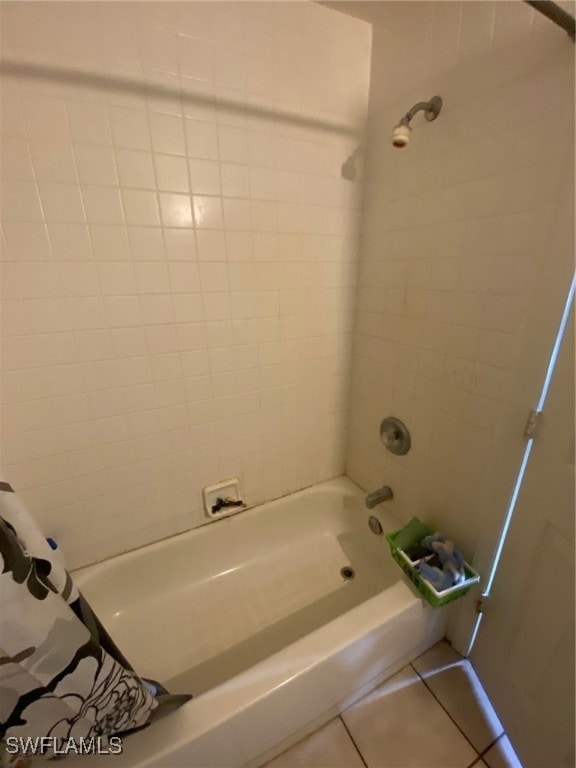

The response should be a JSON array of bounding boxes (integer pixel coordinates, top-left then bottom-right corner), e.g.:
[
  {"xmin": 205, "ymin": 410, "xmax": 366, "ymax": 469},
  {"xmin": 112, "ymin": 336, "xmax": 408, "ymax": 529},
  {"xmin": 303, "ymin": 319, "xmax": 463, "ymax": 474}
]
[{"xmin": 341, "ymin": 566, "xmax": 355, "ymax": 580}]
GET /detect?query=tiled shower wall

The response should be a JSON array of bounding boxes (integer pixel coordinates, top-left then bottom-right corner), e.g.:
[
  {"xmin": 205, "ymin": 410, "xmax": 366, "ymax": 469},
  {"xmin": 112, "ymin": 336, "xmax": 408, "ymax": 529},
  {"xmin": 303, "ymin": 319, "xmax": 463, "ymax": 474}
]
[
  {"xmin": 0, "ymin": 2, "xmax": 371, "ymax": 568},
  {"xmin": 346, "ymin": 0, "xmax": 574, "ymax": 557}
]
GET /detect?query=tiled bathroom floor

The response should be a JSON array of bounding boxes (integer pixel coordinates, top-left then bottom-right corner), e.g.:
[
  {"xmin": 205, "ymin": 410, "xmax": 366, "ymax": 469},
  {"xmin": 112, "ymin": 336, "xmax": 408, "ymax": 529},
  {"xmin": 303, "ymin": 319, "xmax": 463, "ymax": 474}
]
[{"xmin": 264, "ymin": 641, "xmax": 522, "ymax": 768}]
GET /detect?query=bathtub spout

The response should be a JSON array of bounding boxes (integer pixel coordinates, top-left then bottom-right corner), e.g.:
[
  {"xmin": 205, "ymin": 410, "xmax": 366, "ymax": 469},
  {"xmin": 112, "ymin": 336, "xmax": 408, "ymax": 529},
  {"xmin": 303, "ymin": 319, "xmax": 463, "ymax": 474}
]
[{"xmin": 365, "ymin": 485, "xmax": 393, "ymax": 509}]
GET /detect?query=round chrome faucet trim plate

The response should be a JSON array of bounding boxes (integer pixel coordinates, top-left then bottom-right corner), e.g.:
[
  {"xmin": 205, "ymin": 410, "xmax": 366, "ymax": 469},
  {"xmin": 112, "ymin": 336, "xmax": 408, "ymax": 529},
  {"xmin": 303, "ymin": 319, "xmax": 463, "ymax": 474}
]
[{"xmin": 380, "ymin": 416, "xmax": 411, "ymax": 455}]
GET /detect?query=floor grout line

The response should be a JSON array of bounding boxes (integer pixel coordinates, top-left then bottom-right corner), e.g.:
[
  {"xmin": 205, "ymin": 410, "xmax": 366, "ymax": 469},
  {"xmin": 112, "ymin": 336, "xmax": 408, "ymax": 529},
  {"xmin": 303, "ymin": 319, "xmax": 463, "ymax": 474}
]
[
  {"xmin": 268, "ymin": 650, "xmax": 508, "ymax": 768},
  {"xmin": 410, "ymin": 660, "xmax": 489, "ymax": 760},
  {"xmin": 478, "ymin": 731, "xmax": 506, "ymax": 759},
  {"xmin": 338, "ymin": 715, "xmax": 370, "ymax": 768}
]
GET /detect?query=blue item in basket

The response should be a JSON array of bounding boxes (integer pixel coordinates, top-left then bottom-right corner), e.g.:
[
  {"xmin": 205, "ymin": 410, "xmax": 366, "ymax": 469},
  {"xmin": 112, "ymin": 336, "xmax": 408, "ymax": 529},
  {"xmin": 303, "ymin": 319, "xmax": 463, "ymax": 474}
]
[
  {"xmin": 423, "ymin": 533, "xmax": 466, "ymax": 585},
  {"xmin": 417, "ymin": 562, "xmax": 454, "ymax": 591}
]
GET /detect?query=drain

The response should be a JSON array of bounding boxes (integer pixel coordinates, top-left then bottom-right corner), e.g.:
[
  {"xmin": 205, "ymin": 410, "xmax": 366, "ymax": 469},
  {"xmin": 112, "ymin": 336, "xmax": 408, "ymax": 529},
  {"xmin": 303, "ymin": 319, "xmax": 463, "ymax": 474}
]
[{"xmin": 341, "ymin": 566, "xmax": 355, "ymax": 580}]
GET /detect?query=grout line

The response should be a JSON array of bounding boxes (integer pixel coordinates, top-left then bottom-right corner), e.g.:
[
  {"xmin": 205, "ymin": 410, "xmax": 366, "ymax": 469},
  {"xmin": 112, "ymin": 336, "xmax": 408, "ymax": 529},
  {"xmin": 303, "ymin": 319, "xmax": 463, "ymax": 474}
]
[
  {"xmin": 338, "ymin": 715, "xmax": 369, "ymax": 768},
  {"xmin": 478, "ymin": 731, "xmax": 505, "ymax": 759},
  {"xmin": 410, "ymin": 662, "xmax": 489, "ymax": 758}
]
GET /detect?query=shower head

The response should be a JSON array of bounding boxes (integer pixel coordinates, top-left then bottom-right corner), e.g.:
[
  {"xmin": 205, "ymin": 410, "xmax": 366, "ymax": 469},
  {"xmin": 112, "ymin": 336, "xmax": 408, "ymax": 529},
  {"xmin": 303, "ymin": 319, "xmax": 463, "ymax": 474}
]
[
  {"xmin": 391, "ymin": 124, "xmax": 411, "ymax": 148},
  {"xmin": 391, "ymin": 95, "xmax": 442, "ymax": 149}
]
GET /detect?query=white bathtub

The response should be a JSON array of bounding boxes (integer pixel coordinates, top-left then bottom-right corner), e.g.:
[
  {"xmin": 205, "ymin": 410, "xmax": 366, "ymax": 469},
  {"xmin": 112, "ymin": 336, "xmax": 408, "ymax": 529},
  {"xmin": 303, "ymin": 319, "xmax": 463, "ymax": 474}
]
[{"xmin": 73, "ymin": 477, "xmax": 446, "ymax": 768}]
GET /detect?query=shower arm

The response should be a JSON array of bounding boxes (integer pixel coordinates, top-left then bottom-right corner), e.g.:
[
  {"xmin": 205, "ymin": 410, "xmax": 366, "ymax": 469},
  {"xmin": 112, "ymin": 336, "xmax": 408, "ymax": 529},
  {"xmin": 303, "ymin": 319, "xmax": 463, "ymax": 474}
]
[
  {"xmin": 399, "ymin": 98, "xmax": 441, "ymax": 127},
  {"xmin": 399, "ymin": 102, "xmax": 432, "ymax": 126}
]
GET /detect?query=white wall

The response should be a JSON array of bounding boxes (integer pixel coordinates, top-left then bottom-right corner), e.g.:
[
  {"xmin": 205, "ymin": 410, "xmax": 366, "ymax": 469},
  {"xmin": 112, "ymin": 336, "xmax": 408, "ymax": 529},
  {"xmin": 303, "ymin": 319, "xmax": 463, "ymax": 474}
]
[
  {"xmin": 0, "ymin": 1, "xmax": 371, "ymax": 568},
  {"xmin": 2, "ymin": 0, "xmax": 573, "ymax": 572},
  {"xmin": 346, "ymin": 0, "xmax": 574, "ymax": 558}
]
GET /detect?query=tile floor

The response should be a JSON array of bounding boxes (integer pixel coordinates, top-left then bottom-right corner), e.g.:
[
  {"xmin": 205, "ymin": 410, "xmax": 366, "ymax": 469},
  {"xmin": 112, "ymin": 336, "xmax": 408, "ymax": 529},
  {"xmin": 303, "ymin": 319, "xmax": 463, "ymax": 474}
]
[{"xmin": 264, "ymin": 641, "xmax": 523, "ymax": 768}]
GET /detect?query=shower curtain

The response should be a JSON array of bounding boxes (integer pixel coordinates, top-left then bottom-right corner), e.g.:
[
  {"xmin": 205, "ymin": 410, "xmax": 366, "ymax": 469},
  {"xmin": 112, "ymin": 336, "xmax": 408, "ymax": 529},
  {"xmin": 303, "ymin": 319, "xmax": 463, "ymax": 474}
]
[{"xmin": 0, "ymin": 483, "xmax": 190, "ymax": 762}]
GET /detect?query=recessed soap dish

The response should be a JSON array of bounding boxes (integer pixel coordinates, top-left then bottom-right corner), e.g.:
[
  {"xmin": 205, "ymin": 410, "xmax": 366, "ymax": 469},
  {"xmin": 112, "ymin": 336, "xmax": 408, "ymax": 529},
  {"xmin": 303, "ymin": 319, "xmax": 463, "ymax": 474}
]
[{"xmin": 203, "ymin": 478, "xmax": 245, "ymax": 519}]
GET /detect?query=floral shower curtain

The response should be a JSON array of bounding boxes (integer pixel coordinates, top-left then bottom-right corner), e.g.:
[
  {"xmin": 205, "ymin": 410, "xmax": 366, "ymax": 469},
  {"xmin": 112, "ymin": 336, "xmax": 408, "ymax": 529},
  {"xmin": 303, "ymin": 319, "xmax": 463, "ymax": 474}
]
[{"xmin": 0, "ymin": 483, "xmax": 190, "ymax": 763}]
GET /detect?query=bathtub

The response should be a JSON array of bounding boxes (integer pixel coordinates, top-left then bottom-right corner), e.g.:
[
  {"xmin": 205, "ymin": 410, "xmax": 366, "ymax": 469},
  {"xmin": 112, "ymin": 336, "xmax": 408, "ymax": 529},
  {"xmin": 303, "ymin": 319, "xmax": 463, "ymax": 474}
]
[{"xmin": 73, "ymin": 477, "xmax": 446, "ymax": 768}]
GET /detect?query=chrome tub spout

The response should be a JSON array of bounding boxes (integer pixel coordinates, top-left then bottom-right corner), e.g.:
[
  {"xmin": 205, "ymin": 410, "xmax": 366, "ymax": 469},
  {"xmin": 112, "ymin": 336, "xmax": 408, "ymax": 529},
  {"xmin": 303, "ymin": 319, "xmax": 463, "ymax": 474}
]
[{"xmin": 365, "ymin": 485, "xmax": 393, "ymax": 509}]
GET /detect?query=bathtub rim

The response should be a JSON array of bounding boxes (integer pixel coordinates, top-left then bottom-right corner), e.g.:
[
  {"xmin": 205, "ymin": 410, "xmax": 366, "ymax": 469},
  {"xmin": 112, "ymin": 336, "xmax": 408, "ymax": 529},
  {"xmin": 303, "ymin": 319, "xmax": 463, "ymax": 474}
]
[{"xmin": 72, "ymin": 475, "xmax": 380, "ymax": 583}]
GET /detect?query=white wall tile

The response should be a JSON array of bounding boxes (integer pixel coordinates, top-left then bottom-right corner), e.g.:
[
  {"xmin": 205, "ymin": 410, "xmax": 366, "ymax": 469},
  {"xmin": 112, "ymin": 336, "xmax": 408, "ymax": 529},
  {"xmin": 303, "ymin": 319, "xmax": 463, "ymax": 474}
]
[
  {"xmin": 128, "ymin": 226, "xmax": 165, "ymax": 260},
  {"xmin": 104, "ymin": 296, "xmax": 143, "ymax": 328},
  {"xmin": 134, "ymin": 262, "xmax": 170, "ymax": 295},
  {"xmin": 1, "ymin": 180, "xmax": 44, "ymax": 222},
  {"xmin": 90, "ymin": 225, "xmax": 130, "ymax": 262},
  {"xmin": 185, "ymin": 119, "xmax": 219, "ymax": 160},
  {"xmin": 74, "ymin": 144, "xmax": 118, "ymax": 188},
  {"xmin": 39, "ymin": 183, "xmax": 85, "ymax": 223},
  {"xmin": 44, "ymin": 364, "xmax": 86, "ymax": 397},
  {"xmin": 30, "ymin": 139, "xmax": 77, "ymax": 184},
  {"xmin": 141, "ymin": 27, "xmax": 179, "ymax": 75},
  {"xmin": 121, "ymin": 189, "xmax": 160, "ymax": 226},
  {"xmin": 0, "ymin": 88, "xmax": 27, "ymax": 139},
  {"xmin": 66, "ymin": 297, "xmax": 107, "ymax": 331},
  {"xmin": 49, "ymin": 223, "xmax": 93, "ymax": 261},
  {"xmin": 346, "ymin": 0, "xmax": 573, "ymax": 560},
  {"xmin": 58, "ymin": 262, "xmax": 100, "ymax": 298},
  {"xmin": 188, "ymin": 158, "xmax": 221, "ymax": 195},
  {"xmin": 155, "ymin": 154, "xmax": 189, "ymax": 193},
  {"xmin": 82, "ymin": 186, "xmax": 123, "ymax": 225},
  {"xmin": 218, "ymin": 125, "xmax": 249, "ymax": 163},
  {"xmin": 110, "ymin": 327, "xmax": 148, "ymax": 358},
  {"xmin": 14, "ymin": 262, "xmax": 61, "ymax": 299},
  {"xmin": 21, "ymin": 94, "xmax": 71, "ymax": 140},
  {"xmin": 139, "ymin": 294, "xmax": 174, "ymax": 325},
  {"xmin": 110, "ymin": 106, "xmax": 151, "ymax": 151},
  {"xmin": 172, "ymin": 293, "xmax": 203, "ymax": 323},
  {"xmin": 115, "ymin": 149, "xmax": 156, "ymax": 189},
  {"xmin": 459, "ymin": 2, "xmax": 495, "ymax": 61},
  {"xmin": 67, "ymin": 100, "xmax": 113, "ymax": 146},
  {"xmin": 3, "ymin": 222, "xmax": 52, "ymax": 261},
  {"xmin": 158, "ymin": 193, "xmax": 193, "ymax": 228},
  {"xmin": 178, "ymin": 36, "xmax": 214, "ymax": 81},
  {"xmin": 74, "ymin": 330, "xmax": 114, "ymax": 363},
  {"xmin": 163, "ymin": 228, "xmax": 196, "ymax": 261},
  {"xmin": 97, "ymin": 262, "xmax": 137, "ymax": 296},
  {"xmin": 25, "ymin": 298, "xmax": 70, "ymax": 334},
  {"xmin": 223, "ymin": 198, "xmax": 251, "ymax": 231},
  {"xmin": 167, "ymin": 261, "xmax": 202, "ymax": 293},
  {"xmin": 0, "ymin": 1, "xmax": 370, "ymax": 567},
  {"xmin": 149, "ymin": 112, "xmax": 186, "ymax": 156},
  {"xmin": 192, "ymin": 195, "xmax": 224, "ymax": 229},
  {"xmin": 2, "ymin": 368, "xmax": 49, "ymax": 403}
]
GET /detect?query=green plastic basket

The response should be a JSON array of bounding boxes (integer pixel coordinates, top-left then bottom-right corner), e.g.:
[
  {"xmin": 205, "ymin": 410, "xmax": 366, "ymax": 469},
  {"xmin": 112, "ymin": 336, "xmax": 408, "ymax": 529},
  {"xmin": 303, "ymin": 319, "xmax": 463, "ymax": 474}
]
[{"xmin": 385, "ymin": 527, "xmax": 480, "ymax": 609}]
